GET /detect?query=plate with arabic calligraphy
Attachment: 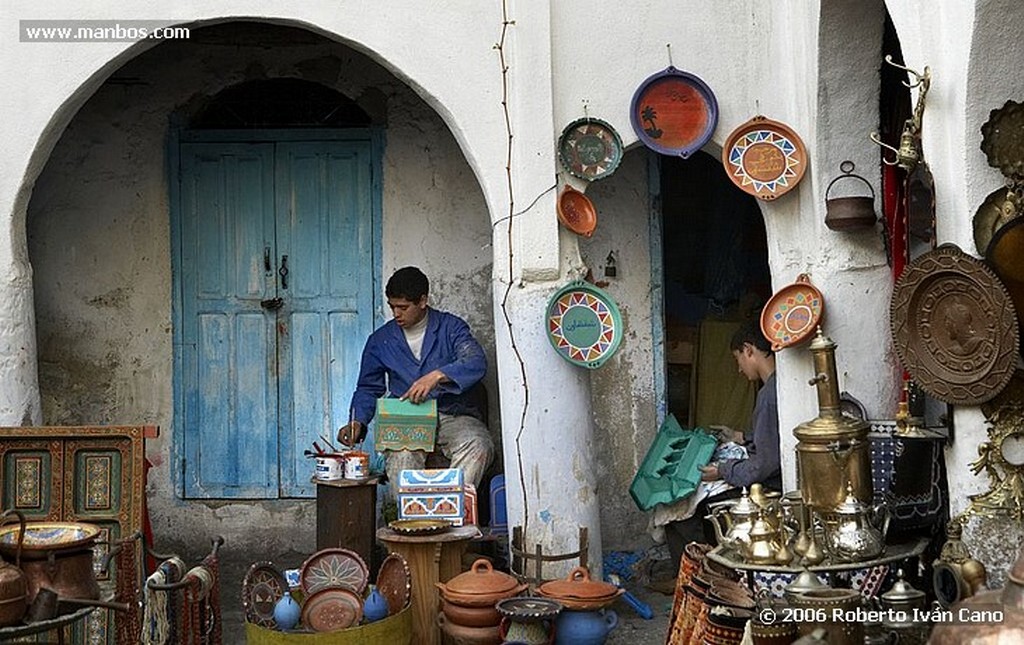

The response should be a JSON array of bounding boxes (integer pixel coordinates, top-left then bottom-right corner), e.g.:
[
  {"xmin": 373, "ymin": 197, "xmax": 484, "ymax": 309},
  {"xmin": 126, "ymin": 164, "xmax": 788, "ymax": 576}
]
[
  {"xmin": 546, "ymin": 281, "xmax": 623, "ymax": 369},
  {"xmin": 300, "ymin": 548, "xmax": 369, "ymax": 596},
  {"xmin": 630, "ymin": 66, "xmax": 718, "ymax": 158},
  {"xmin": 890, "ymin": 244, "xmax": 1019, "ymax": 405},
  {"xmin": 723, "ymin": 116, "xmax": 808, "ymax": 200},
  {"xmin": 558, "ymin": 118, "xmax": 624, "ymax": 181}
]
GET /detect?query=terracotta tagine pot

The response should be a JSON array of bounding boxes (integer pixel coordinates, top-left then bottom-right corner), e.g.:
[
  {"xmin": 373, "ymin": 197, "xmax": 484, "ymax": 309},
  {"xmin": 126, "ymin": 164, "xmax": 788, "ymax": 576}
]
[
  {"xmin": 436, "ymin": 559, "xmax": 527, "ymax": 608},
  {"xmin": 441, "ymin": 598, "xmax": 502, "ymax": 628},
  {"xmin": 437, "ymin": 611, "xmax": 503, "ymax": 645},
  {"xmin": 537, "ymin": 567, "xmax": 622, "ymax": 611}
]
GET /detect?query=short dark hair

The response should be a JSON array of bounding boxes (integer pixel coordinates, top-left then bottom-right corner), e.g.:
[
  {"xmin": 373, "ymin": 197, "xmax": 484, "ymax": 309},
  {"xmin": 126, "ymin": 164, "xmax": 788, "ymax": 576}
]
[
  {"xmin": 386, "ymin": 267, "xmax": 429, "ymax": 301},
  {"xmin": 730, "ymin": 320, "xmax": 772, "ymax": 355}
]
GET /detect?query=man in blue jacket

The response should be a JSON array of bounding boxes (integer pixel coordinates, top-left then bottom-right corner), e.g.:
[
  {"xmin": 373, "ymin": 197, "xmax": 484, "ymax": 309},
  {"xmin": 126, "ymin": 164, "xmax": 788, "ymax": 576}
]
[{"xmin": 336, "ymin": 267, "xmax": 494, "ymax": 497}]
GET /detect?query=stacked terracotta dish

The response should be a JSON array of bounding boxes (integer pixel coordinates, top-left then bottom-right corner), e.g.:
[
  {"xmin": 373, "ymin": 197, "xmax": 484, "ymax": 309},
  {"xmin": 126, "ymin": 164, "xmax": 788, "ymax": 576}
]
[
  {"xmin": 435, "ymin": 558, "xmax": 527, "ymax": 644},
  {"xmin": 536, "ymin": 566, "xmax": 624, "ymax": 610}
]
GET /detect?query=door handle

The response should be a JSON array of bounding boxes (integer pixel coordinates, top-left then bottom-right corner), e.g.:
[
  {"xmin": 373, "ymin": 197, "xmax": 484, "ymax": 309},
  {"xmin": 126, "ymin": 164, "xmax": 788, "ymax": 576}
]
[
  {"xmin": 279, "ymin": 255, "xmax": 289, "ymax": 290},
  {"xmin": 260, "ymin": 297, "xmax": 284, "ymax": 311}
]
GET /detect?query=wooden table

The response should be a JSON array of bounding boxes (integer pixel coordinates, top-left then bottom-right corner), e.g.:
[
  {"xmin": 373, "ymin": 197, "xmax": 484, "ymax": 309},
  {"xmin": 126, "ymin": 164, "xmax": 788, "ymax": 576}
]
[
  {"xmin": 313, "ymin": 475, "xmax": 382, "ymax": 571},
  {"xmin": 377, "ymin": 524, "xmax": 481, "ymax": 645}
]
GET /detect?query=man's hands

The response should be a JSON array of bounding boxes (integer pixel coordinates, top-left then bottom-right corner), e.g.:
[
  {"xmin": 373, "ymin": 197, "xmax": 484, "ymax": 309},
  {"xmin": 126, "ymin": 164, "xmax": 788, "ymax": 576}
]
[
  {"xmin": 708, "ymin": 425, "xmax": 745, "ymax": 444},
  {"xmin": 700, "ymin": 462, "xmax": 721, "ymax": 482},
  {"xmin": 401, "ymin": 369, "xmax": 448, "ymax": 404},
  {"xmin": 337, "ymin": 421, "xmax": 364, "ymax": 447}
]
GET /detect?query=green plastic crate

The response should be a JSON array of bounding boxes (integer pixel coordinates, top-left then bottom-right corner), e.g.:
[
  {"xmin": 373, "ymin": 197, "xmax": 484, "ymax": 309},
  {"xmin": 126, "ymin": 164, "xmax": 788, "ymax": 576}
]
[{"xmin": 629, "ymin": 414, "xmax": 717, "ymax": 510}]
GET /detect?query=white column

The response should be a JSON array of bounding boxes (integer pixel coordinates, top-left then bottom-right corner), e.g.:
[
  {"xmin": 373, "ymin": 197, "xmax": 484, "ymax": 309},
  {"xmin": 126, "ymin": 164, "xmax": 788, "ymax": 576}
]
[
  {"xmin": 0, "ymin": 233, "xmax": 42, "ymax": 425},
  {"xmin": 488, "ymin": 0, "xmax": 603, "ymax": 576}
]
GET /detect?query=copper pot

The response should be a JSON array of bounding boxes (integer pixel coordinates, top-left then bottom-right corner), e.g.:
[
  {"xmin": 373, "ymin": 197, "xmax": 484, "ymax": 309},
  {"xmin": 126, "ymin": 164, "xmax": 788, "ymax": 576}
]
[
  {"xmin": 20, "ymin": 549, "xmax": 100, "ymax": 605},
  {"xmin": 0, "ymin": 510, "xmax": 28, "ymax": 627}
]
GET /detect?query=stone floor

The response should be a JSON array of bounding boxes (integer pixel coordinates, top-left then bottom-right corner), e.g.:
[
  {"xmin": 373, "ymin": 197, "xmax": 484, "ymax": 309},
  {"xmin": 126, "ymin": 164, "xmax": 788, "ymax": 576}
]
[{"xmin": 204, "ymin": 545, "xmax": 676, "ymax": 644}]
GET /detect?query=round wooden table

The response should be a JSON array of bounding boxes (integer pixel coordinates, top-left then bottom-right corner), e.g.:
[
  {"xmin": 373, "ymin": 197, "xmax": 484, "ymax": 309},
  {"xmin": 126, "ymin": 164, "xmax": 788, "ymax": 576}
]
[{"xmin": 377, "ymin": 524, "xmax": 481, "ymax": 645}]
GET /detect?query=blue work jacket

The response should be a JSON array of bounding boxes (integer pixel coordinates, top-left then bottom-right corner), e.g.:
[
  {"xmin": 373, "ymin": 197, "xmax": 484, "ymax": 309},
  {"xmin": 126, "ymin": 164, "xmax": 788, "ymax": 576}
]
[{"xmin": 349, "ymin": 308, "xmax": 487, "ymax": 428}]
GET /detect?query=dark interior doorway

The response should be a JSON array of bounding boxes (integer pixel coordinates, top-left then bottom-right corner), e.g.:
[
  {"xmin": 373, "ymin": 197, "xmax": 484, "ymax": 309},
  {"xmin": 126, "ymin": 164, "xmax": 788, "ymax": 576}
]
[{"xmin": 660, "ymin": 151, "xmax": 771, "ymax": 430}]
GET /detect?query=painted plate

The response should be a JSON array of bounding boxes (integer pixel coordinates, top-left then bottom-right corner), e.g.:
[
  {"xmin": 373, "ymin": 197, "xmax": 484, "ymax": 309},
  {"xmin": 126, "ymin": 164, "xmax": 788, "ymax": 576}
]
[
  {"xmin": 241, "ymin": 561, "xmax": 287, "ymax": 629},
  {"xmin": 630, "ymin": 66, "xmax": 718, "ymax": 158},
  {"xmin": 388, "ymin": 519, "xmax": 451, "ymax": 536},
  {"xmin": 556, "ymin": 185, "xmax": 597, "ymax": 237},
  {"xmin": 760, "ymin": 274, "xmax": 824, "ymax": 351},
  {"xmin": 890, "ymin": 244, "xmax": 1019, "ymax": 405},
  {"xmin": 376, "ymin": 552, "xmax": 412, "ymax": 616},
  {"xmin": 546, "ymin": 281, "xmax": 623, "ymax": 369},
  {"xmin": 558, "ymin": 118, "xmax": 624, "ymax": 181},
  {"xmin": 300, "ymin": 548, "xmax": 370, "ymax": 596},
  {"xmin": 301, "ymin": 587, "xmax": 363, "ymax": 632},
  {"xmin": 0, "ymin": 522, "xmax": 101, "ymax": 557},
  {"xmin": 723, "ymin": 116, "xmax": 808, "ymax": 200}
]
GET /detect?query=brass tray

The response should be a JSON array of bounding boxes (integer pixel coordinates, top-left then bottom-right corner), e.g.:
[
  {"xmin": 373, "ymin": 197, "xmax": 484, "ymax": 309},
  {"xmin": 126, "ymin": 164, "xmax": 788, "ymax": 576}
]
[
  {"xmin": 981, "ymin": 100, "xmax": 1024, "ymax": 178},
  {"xmin": 387, "ymin": 519, "xmax": 451, "ymax": 536},
  {"xmin": 890, "ymin": 244, "xmax": 1019, "ymax": 405}
]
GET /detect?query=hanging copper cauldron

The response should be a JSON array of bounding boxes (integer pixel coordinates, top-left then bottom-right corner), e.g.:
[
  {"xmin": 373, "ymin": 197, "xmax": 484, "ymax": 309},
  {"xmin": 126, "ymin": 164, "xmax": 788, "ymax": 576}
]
[
  {"xmin": 0, "ymin": 510, "xmax": 28, "ymax": 627},
  {"xmin": 0, "ymin": 521, "xmax": 103, "ymax": 605},
  {"xmin": 824, "ymin": 161, "xmax": 877, "ymax": 231}
]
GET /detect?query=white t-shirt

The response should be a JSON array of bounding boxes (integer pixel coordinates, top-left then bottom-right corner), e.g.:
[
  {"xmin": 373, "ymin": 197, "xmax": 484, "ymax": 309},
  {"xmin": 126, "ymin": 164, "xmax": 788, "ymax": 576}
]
[{"xmin": 403, "ymin": 312, "xmax": 429, "ymax": 361}]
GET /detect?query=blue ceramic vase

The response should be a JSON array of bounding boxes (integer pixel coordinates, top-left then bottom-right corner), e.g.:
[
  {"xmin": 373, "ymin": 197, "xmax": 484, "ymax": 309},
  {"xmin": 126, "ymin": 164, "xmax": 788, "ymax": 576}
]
[
  {"xmin": 554, "ymin": 608, "xmax": 618, "ymax": 645},
  {"xmin": 272, "ymin": 590, "xmax": 301, "ymax": 631},
  {"xmin": 363, "ymin": 584, "xmax": 390, "ymax": 623}
]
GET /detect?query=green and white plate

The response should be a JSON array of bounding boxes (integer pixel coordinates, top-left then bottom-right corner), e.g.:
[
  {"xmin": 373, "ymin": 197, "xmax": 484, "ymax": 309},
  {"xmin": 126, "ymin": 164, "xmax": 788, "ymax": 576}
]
[{"xmin": 546, "ymin": 281, "xmax": 623, "ymax": 369}]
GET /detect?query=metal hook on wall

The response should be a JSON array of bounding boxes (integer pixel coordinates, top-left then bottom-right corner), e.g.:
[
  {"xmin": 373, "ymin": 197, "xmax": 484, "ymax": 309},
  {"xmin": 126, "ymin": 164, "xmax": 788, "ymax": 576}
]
[{"xmin": 869, "ymin": 56, "xmax": 932, "ymax": 172}]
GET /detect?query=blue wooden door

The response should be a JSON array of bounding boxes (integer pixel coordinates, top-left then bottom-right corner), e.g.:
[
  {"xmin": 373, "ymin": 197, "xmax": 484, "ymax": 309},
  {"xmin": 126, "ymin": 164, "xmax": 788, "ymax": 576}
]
[{"xmin": 178, "ymin": 137, "xmax": 376, "ymax": 498}]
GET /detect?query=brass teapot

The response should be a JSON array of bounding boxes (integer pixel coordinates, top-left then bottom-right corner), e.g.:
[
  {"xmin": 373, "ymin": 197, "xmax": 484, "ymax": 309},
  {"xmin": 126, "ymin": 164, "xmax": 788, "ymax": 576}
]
[
  {"xmin": 821, "ymin": 483, "xmax": 890, "ymax": 562},
  {"xmin": 739, "ymin": 510, "xmax": 793, "ymax": 566},
  {"xmin": 707, "ymin": 488, "xmax": 760, "ymax": 552}
]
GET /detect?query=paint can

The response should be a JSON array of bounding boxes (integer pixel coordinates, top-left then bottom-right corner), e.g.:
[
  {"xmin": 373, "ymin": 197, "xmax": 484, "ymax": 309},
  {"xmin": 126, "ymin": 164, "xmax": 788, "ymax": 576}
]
[
  {"xmin": 344, "ymin": 451, "xmax": 369, "ymax": 479},
  {"xmin": 314, "ymin": 454, "xmax": 345, "ymax": 480}
]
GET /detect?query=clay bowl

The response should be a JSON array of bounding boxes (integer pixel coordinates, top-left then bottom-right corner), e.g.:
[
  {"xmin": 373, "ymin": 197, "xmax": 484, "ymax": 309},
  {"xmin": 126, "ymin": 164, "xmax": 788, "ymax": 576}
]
[
  {"xmin": 441, "ymin": 598, "xmax": 502, "ymax": 628},
  {"xmin": 438, "ymin": 611, "xmax": 503, "ymax": 645}
]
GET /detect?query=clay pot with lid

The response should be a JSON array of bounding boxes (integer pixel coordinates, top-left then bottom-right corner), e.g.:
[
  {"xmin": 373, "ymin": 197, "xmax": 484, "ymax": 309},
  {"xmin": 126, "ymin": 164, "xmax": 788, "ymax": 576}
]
[
  {"xmin": 537, "ymin": 567, "xmax": 623, "ymax": 611},
  {"xmin": 436, "ymin": 559, "xmax": 527, "ymax": 608}
]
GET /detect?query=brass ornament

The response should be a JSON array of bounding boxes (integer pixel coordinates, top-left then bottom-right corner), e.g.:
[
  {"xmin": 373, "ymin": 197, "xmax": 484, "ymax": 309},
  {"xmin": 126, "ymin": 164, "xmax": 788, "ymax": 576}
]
[
  {"xmin": 965, "ymin": 371, "xmax": 1024, "ymax": 521},
  {"xmin": 889, "ymin": 244, "xmax": 1019, "ymax": 406}
]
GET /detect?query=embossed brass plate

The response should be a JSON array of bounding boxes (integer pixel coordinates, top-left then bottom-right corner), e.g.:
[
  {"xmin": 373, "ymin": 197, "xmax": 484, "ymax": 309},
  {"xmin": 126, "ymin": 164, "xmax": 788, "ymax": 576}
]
[{"xmin": 890, "ymin": 244, "xmax": 1019, "ymax": 405}]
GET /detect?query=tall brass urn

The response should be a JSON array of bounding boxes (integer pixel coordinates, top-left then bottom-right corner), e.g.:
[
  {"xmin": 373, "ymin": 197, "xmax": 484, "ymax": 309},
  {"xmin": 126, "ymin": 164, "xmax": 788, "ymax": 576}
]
[{"xmin": 793, "ymin": 329, "xmax": 873, "ymax": 511}]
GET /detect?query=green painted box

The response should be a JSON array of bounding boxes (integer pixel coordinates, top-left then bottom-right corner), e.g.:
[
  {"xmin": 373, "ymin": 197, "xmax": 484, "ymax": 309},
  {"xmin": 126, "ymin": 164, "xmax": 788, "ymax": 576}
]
[{"xmin": 374, "ymin": 398, "xmax": 438, "ymax": 451}]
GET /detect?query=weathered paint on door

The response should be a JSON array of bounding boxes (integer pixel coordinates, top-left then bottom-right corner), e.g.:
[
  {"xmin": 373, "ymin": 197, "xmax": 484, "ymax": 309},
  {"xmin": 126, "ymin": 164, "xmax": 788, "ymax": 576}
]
[{"xmin": 177, "ymin": 138, "xmax": 375, "ymax": 498}]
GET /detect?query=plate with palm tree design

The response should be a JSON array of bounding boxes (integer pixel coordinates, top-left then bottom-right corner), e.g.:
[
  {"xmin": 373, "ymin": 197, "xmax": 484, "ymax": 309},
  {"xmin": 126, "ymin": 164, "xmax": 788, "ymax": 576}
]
[{"xmin": 630, "ymin": 66, "xmax": 718, "ymax": 158}]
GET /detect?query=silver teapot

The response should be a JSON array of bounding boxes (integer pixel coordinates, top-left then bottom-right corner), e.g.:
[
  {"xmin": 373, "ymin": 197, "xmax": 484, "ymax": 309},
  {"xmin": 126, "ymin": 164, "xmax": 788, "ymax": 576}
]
[
  {"xmin": 820, "ymin": 482, "xmax": 889, "ymax": 562},
  {"xmin": 707, "ymin": 488, "xmax": 760, "ymax": 552}
]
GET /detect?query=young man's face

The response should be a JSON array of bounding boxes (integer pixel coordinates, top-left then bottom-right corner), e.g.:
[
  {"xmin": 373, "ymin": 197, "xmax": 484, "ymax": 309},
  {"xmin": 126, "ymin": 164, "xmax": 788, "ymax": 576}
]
[
  {"xmin": 388, "ymin": 295, "xmax": 428, "ymax": 328},
  {"xmin": 732, "ymin": 343, "xmax": 760, "ymax": 382}
]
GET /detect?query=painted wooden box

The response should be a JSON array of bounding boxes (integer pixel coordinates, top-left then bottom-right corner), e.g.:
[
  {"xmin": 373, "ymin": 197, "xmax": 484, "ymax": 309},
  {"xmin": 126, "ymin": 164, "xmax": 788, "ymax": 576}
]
[
  {"xmin": 397, "ymin": 467, "xmax": 463, "ymax": 491},
  {"xmin": 398, "ymin": 492, "xmax": 465, "ymax": 525},
  {"xmin": 374, "ymin": 399, "xmax": 438, "ymax": 452}
]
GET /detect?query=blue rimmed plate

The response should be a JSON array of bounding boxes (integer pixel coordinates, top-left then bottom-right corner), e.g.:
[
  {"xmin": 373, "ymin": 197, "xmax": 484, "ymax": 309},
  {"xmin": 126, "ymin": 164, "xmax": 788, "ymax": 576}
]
[
  {"xmin": 558, "ymin": 118, "xmax": 624, "ymax": 181},
  {"xmin": 546, "ymin": 281, "xmax": 623, "ymax": 369},
  {"xmin": 630, "ymin": 66, "xmax": 718, "ymax": 158}
]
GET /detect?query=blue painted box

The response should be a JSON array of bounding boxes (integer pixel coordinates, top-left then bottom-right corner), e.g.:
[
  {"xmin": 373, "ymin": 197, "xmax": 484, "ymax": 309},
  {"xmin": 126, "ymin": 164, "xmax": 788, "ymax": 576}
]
[
  {"xmin": 374, "ymin": 398, "xmax": 438, "ymax": 451},
  {"xmin": 397, "ymin": 468, "xmax": 463, "ymax": 491}
]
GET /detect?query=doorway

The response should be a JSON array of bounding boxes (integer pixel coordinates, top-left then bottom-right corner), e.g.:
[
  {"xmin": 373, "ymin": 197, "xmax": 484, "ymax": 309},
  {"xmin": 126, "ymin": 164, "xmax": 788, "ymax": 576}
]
[
  {"xmin": 659, "ymin": 152, "xmax": 770, "ymax": 430},
  {"xmin": 172, "ymin": 81, "xmax": 382, "ymax": 499}
]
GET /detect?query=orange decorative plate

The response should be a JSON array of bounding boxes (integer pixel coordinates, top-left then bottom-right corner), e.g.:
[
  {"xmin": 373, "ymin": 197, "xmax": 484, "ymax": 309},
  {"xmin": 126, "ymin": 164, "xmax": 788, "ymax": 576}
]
[
  {"xmin": 557, "ymin": 185, "xmax": 597, "ymax": 237},
  {"xmin": 300, "ymin": 548, "xmax": 369, "ymax": 596},
  {"xmin": 723, "ymin": 116, "xmax": 808, "ymax": 200},
  {"xmin": 760, "ymin": 274, "xmax": 824, "ymax": 351},
  {"xmin": 301, "ymin": 587, "xmax": 363, "ymax": 632}
]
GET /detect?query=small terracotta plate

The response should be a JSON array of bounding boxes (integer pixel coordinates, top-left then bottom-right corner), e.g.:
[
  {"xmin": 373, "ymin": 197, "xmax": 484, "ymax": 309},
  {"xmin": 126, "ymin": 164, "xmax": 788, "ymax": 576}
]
[
  {"xmin": 300, "ymin": 548, "xmax": 369, "ymax": 596},
  {"xmin": 376, "ymin": 552, "xmax": 412, "ymax": 615},
  {"xmin": 557, "ymin": 185, "xmax": 597, "ymax": 237},
  {"xmin": 241, "ymin": 561, "xmax": 287, "ymax": 629},
  {"xmin": 760, "ymin": 274, "xmax": 824, "ymax": 351},
  {"xmin": 388, "ymin": 519, "xmax": 451, "ymax": 535},
  {"xmin": 723, "ymin": 116, "xmax": 808, "ymax": 200},
  {"xmin": 558, "ymin": 118, "xmax": 624, "ymax": 181},
  {"xmin": 301, "ymin": 587, "xmax": 363, "ymax": 632}
]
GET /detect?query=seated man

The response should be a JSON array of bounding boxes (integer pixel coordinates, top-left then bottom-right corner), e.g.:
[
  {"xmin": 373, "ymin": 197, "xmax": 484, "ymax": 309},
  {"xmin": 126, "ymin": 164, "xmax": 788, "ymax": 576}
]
[
  {"xmin": 664, "ymin": 321, "xmax": 781, "ymax": 565},
  {"xmin": 336, "ymin": 266, "xmax": 494, "ymax": 499}
]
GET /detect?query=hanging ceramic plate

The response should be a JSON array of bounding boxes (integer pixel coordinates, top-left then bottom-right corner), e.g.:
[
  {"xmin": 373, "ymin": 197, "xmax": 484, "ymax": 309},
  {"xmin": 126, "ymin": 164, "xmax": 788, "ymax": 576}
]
[
  {"xmin": 241, "ymin": 561, "xmax": 287, "ymax": 629},
  {"xmin": 301, "ymin": 587, "xmax": 363, "ymax": 632},
  {"xmin": 376, "ymin": 552, "xmax": 412, "ymax": 616},
  {"xmin": 546, "ymin": 281, "xmax": 623, "ymax": 369},
  {"xmin": 630, "ymin": 66, "xmax": 718, "ymax": 158},
  {"xmin": 556, "ymin": 185, "xmax": 598, "ymax": 237},
  {"xmin": 300, "ymin": 548, "xmax": 369, "ymax": 596},
  {"xmin": 722, "ymin": 116, "xmax": 808, "ymax": 200},
  {"xmin": 760, "ymin": 274, "xmax": 824, "ymax": 351},
  {"xmin": 890, "ymin": 244, "xmax": 1019, "ymax": 405},
  {"xmin": 558, "ymin": 118, "xmax": 624, "ymax": 181}
]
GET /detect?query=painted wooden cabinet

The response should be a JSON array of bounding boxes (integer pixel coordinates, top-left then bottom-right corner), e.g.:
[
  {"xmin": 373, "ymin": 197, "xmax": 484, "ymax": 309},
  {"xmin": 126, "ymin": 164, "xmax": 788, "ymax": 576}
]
[{"xmin": 0, "ymin": 426, "xmax": 147, "ymax": 644}]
